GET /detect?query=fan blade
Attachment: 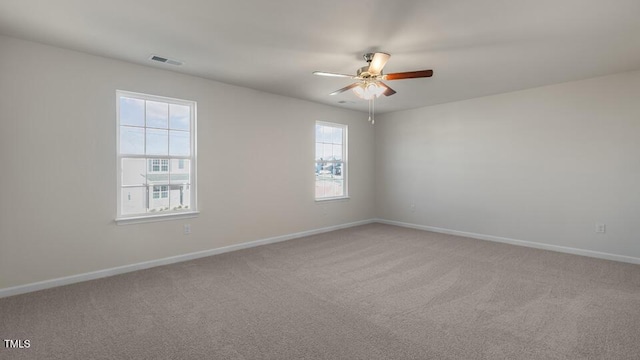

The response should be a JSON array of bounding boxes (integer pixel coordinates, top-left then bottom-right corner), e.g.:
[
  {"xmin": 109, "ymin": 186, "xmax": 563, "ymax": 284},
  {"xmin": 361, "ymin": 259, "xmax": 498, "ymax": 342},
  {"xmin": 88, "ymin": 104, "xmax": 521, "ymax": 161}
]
[
  {"xmin": 378, "ymin": 82, "xmax": 396, "ymax": 96},
  {"xmin": 313, "ymin": 71, "xmax": 354, "ymax": 78},
  {"xmin": 329, "ymin": 83, "xmax": 359, "ymax": 95},
  {"xmin": 367, "ymin": 52, "xmax": 390, "ymax": 75},
  {"xmin": 385, "ymin": 70, "xmax": 433, "ymax": 80}
]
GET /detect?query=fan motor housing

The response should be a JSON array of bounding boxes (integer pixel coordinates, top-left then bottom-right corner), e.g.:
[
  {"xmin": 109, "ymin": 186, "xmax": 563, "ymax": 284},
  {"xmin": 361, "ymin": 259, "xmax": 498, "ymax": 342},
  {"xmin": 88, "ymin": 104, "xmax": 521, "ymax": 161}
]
[
  {"xmin": 357, "ymin": 66, "xmax": 383, "ymax": 79},
  {"xmin": 363, "ymin": 53, "xmax": 376, "ymax": 62}
]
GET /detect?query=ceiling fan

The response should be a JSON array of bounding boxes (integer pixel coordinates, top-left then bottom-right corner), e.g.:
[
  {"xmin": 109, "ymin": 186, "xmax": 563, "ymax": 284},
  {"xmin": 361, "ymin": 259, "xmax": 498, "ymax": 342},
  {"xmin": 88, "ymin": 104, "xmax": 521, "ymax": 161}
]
[{"xmin": 313, "ymin": 52, "xmax": 433, "ymax": 100}]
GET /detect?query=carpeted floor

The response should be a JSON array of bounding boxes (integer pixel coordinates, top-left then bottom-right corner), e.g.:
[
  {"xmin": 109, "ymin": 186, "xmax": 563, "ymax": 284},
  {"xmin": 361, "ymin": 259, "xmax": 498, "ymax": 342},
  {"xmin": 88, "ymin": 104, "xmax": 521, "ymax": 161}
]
[{"xmin": 2, "ymin": 223, "xmax": 640, "ymax": 359}]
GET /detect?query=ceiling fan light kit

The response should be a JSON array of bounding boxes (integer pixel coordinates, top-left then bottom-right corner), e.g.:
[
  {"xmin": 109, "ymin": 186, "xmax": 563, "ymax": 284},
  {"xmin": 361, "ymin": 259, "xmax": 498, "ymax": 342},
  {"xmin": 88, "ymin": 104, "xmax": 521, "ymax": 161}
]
[
  {"xmin": 314, "ymin": 52, "xmax": 433, "ymax": 124},
  {"xmin": 353, "ymin": 82, "xmax": 385, "ymax": 100}
]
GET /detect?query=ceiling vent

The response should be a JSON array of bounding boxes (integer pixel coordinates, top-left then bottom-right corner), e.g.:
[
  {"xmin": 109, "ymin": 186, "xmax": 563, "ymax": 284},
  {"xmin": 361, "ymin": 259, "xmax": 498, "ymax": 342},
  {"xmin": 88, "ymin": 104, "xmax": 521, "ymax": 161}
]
[{"xmin": 149, "ymin": 55, "xmax": 183, "ymax": 66}]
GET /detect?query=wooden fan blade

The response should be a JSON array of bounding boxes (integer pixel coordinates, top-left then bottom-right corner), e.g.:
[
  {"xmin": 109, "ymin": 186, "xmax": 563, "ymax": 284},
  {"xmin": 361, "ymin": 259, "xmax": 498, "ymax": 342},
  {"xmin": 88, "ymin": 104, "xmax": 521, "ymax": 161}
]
[
  {"xmin": 313, "ymin": 71, "xmax": 354, "ymax": 78},
  {"xmin": 330, "ymin": 83, "xmax": 359, "ymax": 95},
  {"xmin": 378, "ymin": 82, "xmax": 396, "ymax": 96},
  {"xmin": 367, "ymin": 52, "xmax": 390, "ymax": 75},
  {"xmin": 385, "ymin": 70, "xmax": 433, "ymax": 80}
]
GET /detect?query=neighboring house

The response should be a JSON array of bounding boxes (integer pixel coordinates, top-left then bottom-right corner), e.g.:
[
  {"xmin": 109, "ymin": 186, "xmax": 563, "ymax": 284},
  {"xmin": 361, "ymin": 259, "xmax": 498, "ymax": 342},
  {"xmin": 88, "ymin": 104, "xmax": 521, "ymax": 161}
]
[{"xmin": 121, "ymin": 158, "xmax": 191, "ymax": 215}]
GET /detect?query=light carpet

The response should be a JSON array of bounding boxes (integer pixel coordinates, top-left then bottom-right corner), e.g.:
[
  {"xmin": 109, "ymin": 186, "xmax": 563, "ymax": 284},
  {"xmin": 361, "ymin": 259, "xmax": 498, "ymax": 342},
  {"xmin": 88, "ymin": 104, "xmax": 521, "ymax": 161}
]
[{"xmin": 2, "ymin": 223, "xmax": 640, "ymax": 359}]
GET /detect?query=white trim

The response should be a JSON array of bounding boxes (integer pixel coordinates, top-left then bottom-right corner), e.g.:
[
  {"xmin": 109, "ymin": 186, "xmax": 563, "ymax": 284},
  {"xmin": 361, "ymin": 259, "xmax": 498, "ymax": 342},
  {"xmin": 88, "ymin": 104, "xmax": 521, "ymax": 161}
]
[
  {"xmin": 375, "ymin": 218, "xmax": 640, "ymax": 265},
  {"xmin": 116, "ymin": 211, "xmax": 200, "ymax": 225},
  {"xmin": 0, "ymin": 219, "xmax": 376, "ymax": 299},
  {"xmin": 315, "ymin": 196, "xmax": 350, "ymax": 202}
]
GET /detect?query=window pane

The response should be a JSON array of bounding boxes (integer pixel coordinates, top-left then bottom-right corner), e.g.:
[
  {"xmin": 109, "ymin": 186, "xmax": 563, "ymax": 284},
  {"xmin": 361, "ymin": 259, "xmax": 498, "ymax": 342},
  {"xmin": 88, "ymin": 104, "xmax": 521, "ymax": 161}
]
[
  {"xmin": 332, "ymin": 144, "xmax": 343, "ymax": 160},
  {"xmin": 317, "ymin": 179, "xmax": 343, "ymax": 198},
  {"xmin": 327, "ymin": 127, "xmax": 336, "ymax": 144},
  {"xmin": 121, "ymin": 187, "xmax": 147, "ymax": 215},
  {"xmin": 316, "ymin": 158, "xmax": 343, "ymax": 197},
  {"xmin": 324, "ymin": 126, "xmax": 334, "ymax": 143},
  {"xmin": 315, "ymin": 162, "xmax": 323, "ymax": 176},
  {"xmin": 323, "ymin": 144, "xmax": 332, "ymax": 160},
  {"xmin": 146, "ymin": 128, "xmax": 168, "ymax": 155},
  {"xmin": 146, "ymin": 160, "xmax": 169, "ymax": 185},
  {"xmin": 149, "ymin": 185, "xmax": 170, "ymax": 212},
  {"xmin": 120, "ymin": 126, "xmax": 145, "ymax": 155},
  {"xmin": 315, "ymin": 144, "xmax": 323, "ymax": 161},
  {"xmin": 168, "ymin": 184, "xmax": 190, "ymax": 210},
  {"xmin": 169, "ymin": 130, "xmax": 190, "ymax": 156},
  {"xmin": 120, "ymin": 97, "xmax": 144, "ymax": 126},
  {"xmin": 122, "ymin": 158, "xmax": 147, "ymax": 186},
  {"xmin": 332, "ymin": 180, "xmax": 344, "ymax": 197},
  {"xmin": 334, "ymin": 162, "xmax": 343, "ymax": 177},
  {"xmin": 316, "ymin": 125, "xmax": 323, "ymax": 142},
  {"xmin": 146, "ymin": 101, "xmax": 168, "ymax": 129},
  {"xmin": 332, "ymin": 128, "xmax": 343, "ymax": 144},
  {"xmin": 170, "ymin": 104, "xmax": 190, "ymax": 131},
  {"xmin": 326, "ymin": 162, "xmax": 341, "ymax": 177},
  {"xmin": 170, "ymin": 159, "xmax": 190, "ymax": 184}
]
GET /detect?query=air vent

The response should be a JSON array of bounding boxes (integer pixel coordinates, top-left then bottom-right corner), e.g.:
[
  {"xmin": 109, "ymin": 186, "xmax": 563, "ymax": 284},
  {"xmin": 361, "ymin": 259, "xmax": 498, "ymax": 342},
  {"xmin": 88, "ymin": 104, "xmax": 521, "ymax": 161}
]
[
  {"xmin": 149, "ymin": 55, "xmax": 183, "ymax": 66},
  {"xmin": 150, "ymin": 55, "xmax": 167, "ymax": 62}
]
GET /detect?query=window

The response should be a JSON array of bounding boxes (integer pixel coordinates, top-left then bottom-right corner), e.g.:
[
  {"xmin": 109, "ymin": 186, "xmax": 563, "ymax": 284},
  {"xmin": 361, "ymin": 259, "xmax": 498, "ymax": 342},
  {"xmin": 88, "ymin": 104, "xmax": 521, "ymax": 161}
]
[
  {"xmin": 149, "ymin": 159, "xmax": 169, "ymax": 172},
  {"xmin": 117, "ymin": 91, "xmax": 197, "ymax": 221},
  {"xmin": 315, "ymin": 121, "xmax": 347, "ymax": 200},
  {"xmin": 153, "ymin": 185, "xmax": 169, "ymax": 199}
]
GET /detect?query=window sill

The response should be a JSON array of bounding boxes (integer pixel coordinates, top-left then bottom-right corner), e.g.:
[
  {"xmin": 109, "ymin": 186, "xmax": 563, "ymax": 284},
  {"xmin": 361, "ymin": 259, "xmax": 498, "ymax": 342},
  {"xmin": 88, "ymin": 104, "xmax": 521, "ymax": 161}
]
[
  {"xmin": 315, "ymin": 196, "xmax": 350, "ymax": 203},
  {"xmin": 116, "ymin": 211, "xmax": 200, "ymax": 225}
]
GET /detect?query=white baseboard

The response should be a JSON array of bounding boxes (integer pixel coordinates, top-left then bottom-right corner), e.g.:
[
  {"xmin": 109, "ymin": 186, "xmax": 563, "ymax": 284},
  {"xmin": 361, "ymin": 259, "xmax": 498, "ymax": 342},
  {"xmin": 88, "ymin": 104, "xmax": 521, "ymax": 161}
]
[
  {"xmin": 0, "ymin": 219, "xmax": 376, "ymax": 299},
  {"xmin": 375, "ymin": 218, "xmax": 640, "ymax": 265}
]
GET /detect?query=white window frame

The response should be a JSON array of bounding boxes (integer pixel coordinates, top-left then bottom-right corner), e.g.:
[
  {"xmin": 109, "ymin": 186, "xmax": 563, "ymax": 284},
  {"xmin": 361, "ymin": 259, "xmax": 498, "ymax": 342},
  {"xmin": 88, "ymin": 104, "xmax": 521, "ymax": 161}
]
[
  {"xmin": 116, "ymin": 90, "xmax": 198, "ymax": 224},
  {"xmin": 315, "ymin": 121, "xmax": 348, "ymax": 201}
]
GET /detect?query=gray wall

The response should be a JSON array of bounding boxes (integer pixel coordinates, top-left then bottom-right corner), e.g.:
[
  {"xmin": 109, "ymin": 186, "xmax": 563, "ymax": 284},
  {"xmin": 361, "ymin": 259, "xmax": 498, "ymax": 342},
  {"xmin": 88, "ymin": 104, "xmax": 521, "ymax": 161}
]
[
  {"xmin": 2, "ymin": 33, "xmax": 639, "ymax": 292},
  {"xmin": 0, "ymin": 35, "xmax": 376, "ymax": 289},
  {"xmin": 375, "ymin": 70, "xmax": 640, "ymax": 258}
]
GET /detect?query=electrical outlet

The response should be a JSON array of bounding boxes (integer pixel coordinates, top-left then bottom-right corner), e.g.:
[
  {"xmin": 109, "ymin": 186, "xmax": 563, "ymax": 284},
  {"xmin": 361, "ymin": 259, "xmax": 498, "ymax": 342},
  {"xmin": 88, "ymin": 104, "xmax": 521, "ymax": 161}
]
[
  {"xmin": 184, "ymin": 224, "xmax": 191, "ymax": 235},
  {"xmin": 595, "ymin": 223, "xmax": 606, "ymax": 233},
  {"xmin": 410, "ymin": 203, "xmax": 416, "ymax": 212}
]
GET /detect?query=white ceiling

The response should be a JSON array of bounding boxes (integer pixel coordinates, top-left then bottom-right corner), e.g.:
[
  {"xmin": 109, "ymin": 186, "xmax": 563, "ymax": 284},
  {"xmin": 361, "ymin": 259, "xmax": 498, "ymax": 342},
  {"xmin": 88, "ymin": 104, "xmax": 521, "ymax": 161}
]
[{"xmin": 2, "ymin": 0, "xmax": 640, "ymax": 113}]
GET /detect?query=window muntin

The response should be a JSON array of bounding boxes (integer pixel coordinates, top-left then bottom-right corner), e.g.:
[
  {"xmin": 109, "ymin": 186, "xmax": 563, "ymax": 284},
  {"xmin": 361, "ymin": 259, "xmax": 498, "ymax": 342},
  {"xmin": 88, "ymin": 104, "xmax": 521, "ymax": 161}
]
[
  {"xmin": 117, "ymin": 91, "xmax": 196, "ymax": 220},
  {"xmin": 315, "ymin": 122, "xmax": 347, "ymax": 200}
]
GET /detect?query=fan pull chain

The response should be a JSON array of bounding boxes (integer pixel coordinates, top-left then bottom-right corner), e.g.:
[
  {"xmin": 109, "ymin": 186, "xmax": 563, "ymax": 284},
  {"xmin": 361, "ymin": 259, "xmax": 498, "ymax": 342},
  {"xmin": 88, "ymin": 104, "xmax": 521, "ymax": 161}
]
[
  {"xmin": 368, "ymin": 98, "xmax": 372, "ymax": 122},
  {"xmin": 371, "ymin": 97, "xmax": 375, "ymax": 124}
]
